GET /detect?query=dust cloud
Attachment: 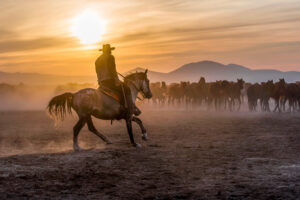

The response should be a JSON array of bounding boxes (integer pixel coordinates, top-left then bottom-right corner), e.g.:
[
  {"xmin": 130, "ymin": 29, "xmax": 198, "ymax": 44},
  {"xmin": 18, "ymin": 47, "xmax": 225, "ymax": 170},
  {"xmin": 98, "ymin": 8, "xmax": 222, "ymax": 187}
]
[
  {"xmin": 0, "ymin": 110, "xmax": 299, "ymax": 199},
  {"xmin": 0, "ymin": 83, "xmax": 96, "ymax": 110}
]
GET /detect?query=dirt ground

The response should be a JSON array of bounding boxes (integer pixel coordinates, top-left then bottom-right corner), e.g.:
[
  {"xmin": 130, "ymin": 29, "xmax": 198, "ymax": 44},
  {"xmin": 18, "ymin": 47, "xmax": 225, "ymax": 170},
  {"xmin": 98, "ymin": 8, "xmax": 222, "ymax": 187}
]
[{"xmin": 0, "ymin": 110, "xmax": 299, "ymax": 199}]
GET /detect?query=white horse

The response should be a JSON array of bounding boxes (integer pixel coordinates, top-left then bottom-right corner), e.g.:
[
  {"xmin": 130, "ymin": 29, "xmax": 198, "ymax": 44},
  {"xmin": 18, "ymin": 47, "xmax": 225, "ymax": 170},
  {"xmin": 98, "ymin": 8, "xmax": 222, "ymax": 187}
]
[{"xmin": 47, "ymin": 70, "xmax": 152, "ymax": 151}]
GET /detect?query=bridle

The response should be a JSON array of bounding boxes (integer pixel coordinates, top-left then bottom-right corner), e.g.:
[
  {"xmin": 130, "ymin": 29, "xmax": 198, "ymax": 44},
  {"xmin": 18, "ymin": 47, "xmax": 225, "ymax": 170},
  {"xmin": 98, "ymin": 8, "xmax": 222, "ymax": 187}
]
[
  {"xmin": 127, "ymin": 79, "xmax": 145, "ymax": 100},
  {"xmin": 118, "ymin": 72, "xmax": 147, "ymax": 101}
]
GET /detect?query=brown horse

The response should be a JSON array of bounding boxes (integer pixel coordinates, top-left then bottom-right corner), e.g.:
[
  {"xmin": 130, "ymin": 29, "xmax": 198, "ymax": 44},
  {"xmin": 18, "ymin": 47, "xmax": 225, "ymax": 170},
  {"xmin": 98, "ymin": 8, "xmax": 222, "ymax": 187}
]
[
  {"xmin": 210, "ymin": 80, "xmax": 230, "ymax": 110},
  {"xmin": 247, "ymin": 83, "xmax": 262, "ymax": 111},
  {"xmin": 260, "ymin": 80, "xmax": 274, "ymax": 112},
  {"xmin": 47, "ymin": 70, "xmax": 152, "ymax": 151},
  {"xmin": 228, "ymin": 79, "xmax": 245, "ymax": 111},
  {"xmin": 285, "ymin": 83, "xmax": 300, "ymax": 112},
  {"xmin": 198, "ymin": 77, "xmax": 208, "ymax": 106},
  {"xmin": 150, "ymin": 81, "xmax": 167, "ymax": 106},
  {"xmin": 272, "ymin": 79, "xmax": 286, "ymax": 112},
  {"xmin": 167, "ymin": 82, "xmax": 186, "ymax": 106}
]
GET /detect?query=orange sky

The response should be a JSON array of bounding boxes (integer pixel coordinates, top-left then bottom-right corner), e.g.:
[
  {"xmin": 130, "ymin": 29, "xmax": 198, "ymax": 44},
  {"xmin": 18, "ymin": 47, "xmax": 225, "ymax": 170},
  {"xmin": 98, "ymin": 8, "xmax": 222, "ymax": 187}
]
[{"xmin": 0, "ymin": 0, "xmax": 300, "ymax": 76}]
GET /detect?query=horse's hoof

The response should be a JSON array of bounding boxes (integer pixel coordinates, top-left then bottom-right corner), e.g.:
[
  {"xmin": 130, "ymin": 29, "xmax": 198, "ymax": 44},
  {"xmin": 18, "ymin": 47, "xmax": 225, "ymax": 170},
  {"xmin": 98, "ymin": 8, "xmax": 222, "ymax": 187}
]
[
  {"xmin": 106, "ymin": 140, "xmax": 112, "ymax": 145},
  {"xmin": 142, "ymin": 136, "xmax": 148, "ymax": 141},
  {"xmin": 74, "ymin": 146, "xmax": 82, "ymax": 152},
  {"xmin": 142, "ymin": 133, "xmax": 148, "ymax": 141},
  {"xmin": 133, "ymin": 143, "xmax": 142, "ymax": 148}
]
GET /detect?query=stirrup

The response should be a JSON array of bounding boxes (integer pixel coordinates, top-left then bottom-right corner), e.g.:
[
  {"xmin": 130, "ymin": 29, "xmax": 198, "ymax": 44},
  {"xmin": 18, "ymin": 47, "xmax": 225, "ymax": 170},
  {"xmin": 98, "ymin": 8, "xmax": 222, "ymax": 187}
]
[{"xmin": 134, "ymin": 107, "xmax": 141, "ymax": 116}]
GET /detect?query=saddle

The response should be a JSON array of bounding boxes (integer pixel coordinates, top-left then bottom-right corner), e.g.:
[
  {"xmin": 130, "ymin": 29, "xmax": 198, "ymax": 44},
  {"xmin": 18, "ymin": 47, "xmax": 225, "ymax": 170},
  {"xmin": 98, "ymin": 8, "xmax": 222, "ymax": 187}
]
[{"xmin": 98, "ymin": 85, "xmax": 122, "ymax": 103}]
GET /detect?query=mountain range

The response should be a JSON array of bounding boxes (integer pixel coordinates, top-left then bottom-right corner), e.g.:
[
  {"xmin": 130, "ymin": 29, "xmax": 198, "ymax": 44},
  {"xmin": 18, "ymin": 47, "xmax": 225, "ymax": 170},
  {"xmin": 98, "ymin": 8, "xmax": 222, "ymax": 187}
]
[
  {"xmin": 128, "ymin": 61, "xmax": 300, "ymax": 83},
  {"xmin": 0, "ymin": 61, "xmax": 299, "ymax": 85}
]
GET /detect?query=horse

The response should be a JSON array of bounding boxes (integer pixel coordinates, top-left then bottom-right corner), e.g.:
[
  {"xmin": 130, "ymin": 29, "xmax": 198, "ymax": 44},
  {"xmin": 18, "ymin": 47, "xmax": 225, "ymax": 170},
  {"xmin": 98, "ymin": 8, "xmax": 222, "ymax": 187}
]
[
  {"xmin": 247, "ymin": 83, "xmax": 262, "ymax": 112},
  {"xmin": 197, "ymin": 77, "xmax": 208, "ymax": 106},
  {"xmin": 260, "ymin": 80, "xmax": 274, "ymax": 112},
  {"xmin": 228, "ymin": 79, "xmax": 245, "ymax": 111},
  {"xmin": 272, "ymin": 78, "xmax": 286, "ymax": 112},
  {"xmin": 150, "ymin": 82, "xmax": 167, "ymax": 106},
  {"xmin": 285, "ymin": 83, "xmax": 300, "ymax": 112},
  {"xmin": 47, "ymin": 70, "xmax": 152, "ymax": 151},
  {"xmin": 210, "ymin": 80, "xmax": 230, "ymax": 111},
  {"xmin": 167, "ymin": 82, "xmax": 186, "ymax": 107}
]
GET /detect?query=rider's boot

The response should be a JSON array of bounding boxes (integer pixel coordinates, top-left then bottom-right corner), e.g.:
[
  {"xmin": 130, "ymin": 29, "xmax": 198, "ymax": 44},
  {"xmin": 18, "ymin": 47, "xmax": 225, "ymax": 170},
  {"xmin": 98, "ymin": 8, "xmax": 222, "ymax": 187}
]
[{"xmin": 133, "ymin": 105, "xmax": 141, "ymax": 116}]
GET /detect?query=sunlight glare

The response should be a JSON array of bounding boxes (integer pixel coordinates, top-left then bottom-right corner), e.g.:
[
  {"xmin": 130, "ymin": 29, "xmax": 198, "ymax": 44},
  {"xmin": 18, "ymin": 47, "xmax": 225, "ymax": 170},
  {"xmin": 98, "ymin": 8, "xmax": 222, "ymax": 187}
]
[{"xmin": 71, "ymin": 10, "xmax": 106, "ymax": 44}]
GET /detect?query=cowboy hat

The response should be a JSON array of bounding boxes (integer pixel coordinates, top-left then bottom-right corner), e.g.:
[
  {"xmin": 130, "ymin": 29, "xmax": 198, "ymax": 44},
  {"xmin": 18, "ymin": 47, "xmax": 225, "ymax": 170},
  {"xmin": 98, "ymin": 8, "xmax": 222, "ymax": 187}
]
[{"xmin": 99, "ymin": 44, "xmax": 115, "ymax": 51}]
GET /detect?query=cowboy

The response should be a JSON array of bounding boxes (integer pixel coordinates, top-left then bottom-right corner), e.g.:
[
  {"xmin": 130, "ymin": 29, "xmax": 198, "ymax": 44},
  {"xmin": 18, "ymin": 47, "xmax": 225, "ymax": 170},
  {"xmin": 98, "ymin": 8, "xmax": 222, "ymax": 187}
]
[{"xmin": 95, "ymin": 44, "xmax": 141, "ymax": 116}]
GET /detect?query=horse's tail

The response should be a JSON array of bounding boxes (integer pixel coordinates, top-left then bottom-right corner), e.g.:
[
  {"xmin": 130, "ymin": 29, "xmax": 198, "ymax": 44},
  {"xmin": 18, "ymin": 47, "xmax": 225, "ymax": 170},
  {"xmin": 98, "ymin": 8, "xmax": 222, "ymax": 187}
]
[{"xmin": 47, "ymin": 92, "xmax": 73, "ymax": 121}]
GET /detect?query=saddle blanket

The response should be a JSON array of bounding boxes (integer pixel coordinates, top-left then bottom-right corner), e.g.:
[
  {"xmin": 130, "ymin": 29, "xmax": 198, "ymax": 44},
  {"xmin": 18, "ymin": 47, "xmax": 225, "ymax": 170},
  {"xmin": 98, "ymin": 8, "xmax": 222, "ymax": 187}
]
[{"xmin": 98, "ymin": 86, "xmax": 121, "ymax": 103}]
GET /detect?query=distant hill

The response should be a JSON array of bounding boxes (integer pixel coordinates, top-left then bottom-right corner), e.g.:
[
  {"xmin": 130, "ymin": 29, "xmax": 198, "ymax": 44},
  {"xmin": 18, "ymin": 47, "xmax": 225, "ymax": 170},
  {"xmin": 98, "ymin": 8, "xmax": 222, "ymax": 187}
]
[
  {"xmin": 129, "ymin": 61, "xmax": 300, "ymax": 83},
  {"xmin": 0, "ymin": 61, "xmax": 299, "ymax": 84}
]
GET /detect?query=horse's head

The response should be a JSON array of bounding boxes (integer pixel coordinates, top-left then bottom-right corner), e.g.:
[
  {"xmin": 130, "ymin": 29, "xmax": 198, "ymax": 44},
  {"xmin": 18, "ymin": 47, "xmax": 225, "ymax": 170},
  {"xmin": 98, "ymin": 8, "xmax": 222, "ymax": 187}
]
[
  {"xmin": 279, "ymin": 78, "xmax": 285, "ymax": 84},
  {"xmin": 277, "ymin": 78, "xmax": 286, "ymax": 91},
  {"xmin": 237, "ymin": 78, "xmax": 245, "ymax": 89},
  {"xmin": 125, "ymin": 69, "xmax": 152, "ymax": 99},
  {"xmin": 198, "ymin": 77, "xmax": 206, "ymax": 85}
]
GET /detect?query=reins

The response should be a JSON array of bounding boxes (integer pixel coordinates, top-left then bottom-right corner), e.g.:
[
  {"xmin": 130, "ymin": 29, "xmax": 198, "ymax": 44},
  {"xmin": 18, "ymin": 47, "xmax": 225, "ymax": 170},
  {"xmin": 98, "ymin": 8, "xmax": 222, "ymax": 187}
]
[{"xmin": 118, "ymin": 72, "xmax": 144, "ymax": 101}]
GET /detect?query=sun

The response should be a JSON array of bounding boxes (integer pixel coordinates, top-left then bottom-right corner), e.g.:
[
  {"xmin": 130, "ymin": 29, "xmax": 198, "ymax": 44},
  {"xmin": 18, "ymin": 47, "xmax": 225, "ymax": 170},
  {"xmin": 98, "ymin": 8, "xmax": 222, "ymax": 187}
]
[{"xmin": 71, "ymin": 10, "xmax": 106, "ymax": 44}]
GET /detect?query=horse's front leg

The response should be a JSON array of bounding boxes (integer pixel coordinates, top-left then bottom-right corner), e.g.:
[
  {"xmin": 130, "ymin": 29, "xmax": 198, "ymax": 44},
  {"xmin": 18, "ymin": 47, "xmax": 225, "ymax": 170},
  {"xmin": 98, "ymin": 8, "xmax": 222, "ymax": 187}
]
[
  {"xmin": 125, "ymin": 118, "xmax": 141, "ymax": 147},
  {"xmin": 237, "ymin": 97, "xmax": 242, "ymax": 111},
  {"xmin": 132, "ymin": 116, "xmax": 148, "ymax": 141},
  {"xmin": 274, "ymin": 98, "xmax": 281, "ymax": 112}
]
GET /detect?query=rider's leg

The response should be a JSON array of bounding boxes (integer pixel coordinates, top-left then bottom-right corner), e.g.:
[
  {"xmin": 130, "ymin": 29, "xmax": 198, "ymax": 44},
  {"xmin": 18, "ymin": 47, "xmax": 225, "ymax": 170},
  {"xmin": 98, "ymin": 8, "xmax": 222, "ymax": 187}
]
[
  {"xmin": 100, "ymin": 79, "xmax": 126, "ymax": 109},
  {"xmin": 101, "ymin": 79, "xmax": 141, "ymax": 116}
]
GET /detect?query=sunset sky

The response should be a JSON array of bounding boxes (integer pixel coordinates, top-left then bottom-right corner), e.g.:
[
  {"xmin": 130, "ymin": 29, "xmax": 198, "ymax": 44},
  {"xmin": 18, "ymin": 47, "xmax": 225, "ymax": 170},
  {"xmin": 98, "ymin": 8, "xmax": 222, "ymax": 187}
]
[{"xmin": 0, "ymin": 0, "xmax": 300, "ymax": 76}]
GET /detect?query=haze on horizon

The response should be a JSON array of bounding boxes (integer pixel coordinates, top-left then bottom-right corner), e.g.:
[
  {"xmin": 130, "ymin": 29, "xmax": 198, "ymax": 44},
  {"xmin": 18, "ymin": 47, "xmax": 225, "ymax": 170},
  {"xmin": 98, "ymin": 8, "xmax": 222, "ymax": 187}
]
[{"xmin": 0, "ymin": 0, "xmax": 300, "ymax": 76}]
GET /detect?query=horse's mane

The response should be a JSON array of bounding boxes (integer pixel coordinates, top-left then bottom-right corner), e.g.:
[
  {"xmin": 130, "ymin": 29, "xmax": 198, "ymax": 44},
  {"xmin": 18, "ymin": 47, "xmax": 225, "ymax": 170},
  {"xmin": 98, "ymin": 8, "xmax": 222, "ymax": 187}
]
[{"xmin": 124, "ymin": 72, "xmax": 146, "ymax": 80}]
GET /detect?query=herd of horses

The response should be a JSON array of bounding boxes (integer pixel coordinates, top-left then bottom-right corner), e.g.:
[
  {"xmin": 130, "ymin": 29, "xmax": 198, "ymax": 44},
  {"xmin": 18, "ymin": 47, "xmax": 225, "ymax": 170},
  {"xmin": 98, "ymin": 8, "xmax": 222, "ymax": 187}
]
[
  {"xmin": 47, "ymin": 72, "xmax": 299, "ymax": 150},
  {"xmin": 149, "ymin": 77, "xmax": 300, "ymax": 112}
]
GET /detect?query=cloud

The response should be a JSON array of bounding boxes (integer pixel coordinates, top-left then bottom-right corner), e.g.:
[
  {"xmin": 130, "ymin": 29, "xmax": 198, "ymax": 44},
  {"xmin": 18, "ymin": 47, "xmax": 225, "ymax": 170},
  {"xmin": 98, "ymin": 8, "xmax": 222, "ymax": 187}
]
[
  {"xmin": 236, "ymin": 41, "xmax": 300, "ymax": 53},
  {"xmin": 0, "ymin": 37, "xmax": 77, "ymax": 53},
  {"xmin": 0, "ymin": 29, "xmax": 18, "ymax": 41},
  {"xmin": 1, "ymin": 0, "xmax": 300, "ymax": 74}
]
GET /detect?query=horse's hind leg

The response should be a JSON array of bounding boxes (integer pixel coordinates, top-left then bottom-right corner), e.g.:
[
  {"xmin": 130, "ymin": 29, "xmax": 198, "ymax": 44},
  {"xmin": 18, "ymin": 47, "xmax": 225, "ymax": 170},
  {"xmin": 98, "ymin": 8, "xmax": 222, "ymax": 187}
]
[
  {"xmin": 73, "ymin": 118, "xmax": 86, "ymax": 151},
  {"xmin": 86, "ymin": 116, "xmax": 112, "ymax": 144},
  {"xmin": 132, "ymin": 116, "xmax": 148, "ymax": 141}
]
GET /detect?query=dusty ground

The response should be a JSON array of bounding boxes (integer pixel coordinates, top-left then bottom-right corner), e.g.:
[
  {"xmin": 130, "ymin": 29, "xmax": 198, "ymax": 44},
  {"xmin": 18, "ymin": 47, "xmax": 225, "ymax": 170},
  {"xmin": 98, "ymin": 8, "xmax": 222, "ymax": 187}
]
[{"xmin": 0, "ymin": 110, "xmax": 299, "ymax": 199}]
